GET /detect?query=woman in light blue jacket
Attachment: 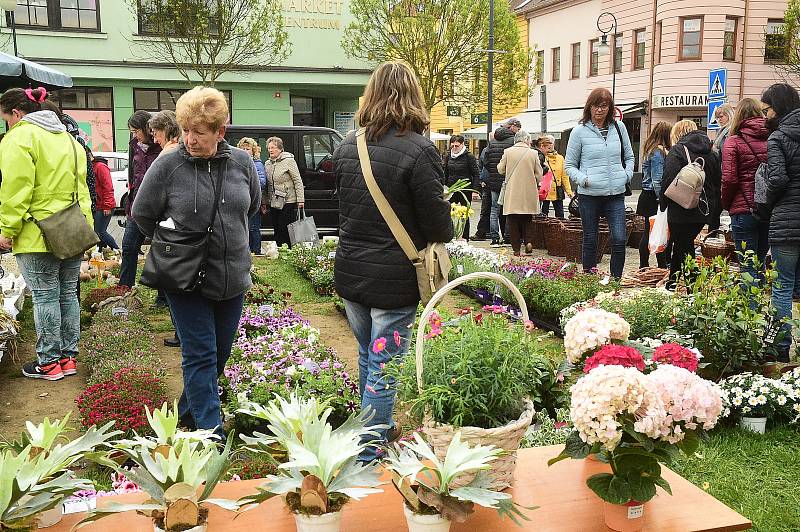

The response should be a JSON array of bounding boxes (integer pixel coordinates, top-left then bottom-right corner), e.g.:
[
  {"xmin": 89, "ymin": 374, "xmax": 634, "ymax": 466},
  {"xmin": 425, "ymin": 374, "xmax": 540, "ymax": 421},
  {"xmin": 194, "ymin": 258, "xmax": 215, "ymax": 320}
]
[{"xmin": 565, "ymin": 87, "xmax": 634, "ymax": 278}]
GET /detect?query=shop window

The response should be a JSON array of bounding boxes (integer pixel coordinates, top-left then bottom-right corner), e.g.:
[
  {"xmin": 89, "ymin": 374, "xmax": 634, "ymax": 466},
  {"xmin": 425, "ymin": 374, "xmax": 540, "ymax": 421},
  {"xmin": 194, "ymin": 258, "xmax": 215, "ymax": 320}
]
[
  {"xmin": 7, "ymin": 0, "xmax": 100, "ymax": 31},
  {"xmin": 765, "ymin": 20, "xmax": 788, "ymax": 63},
  {"xmin": 551, "ymin": 47, "xmax": 560, "ymax": 82},
  {"xmin": 137, "ymin": 0, "xmax": 218, "ymax": 35},
  {"xmin": 679, "ymin": 17, "xmax": 703, "ymax": 60},
  {"xmin": 51, "ymin": 86, "xmax": 112, "ymax": 110},
  {"xmin": 589, "ymin": 39, "xmax": 599, "ymax": 77},
  {"xmin": 535, "ymin": 50, "xmax": 544, "ymax": 84},
  {"xmin": 133, "ymin": 88, "xmax": 232, "ymax": 116},
  {"xmin": 613, "ymin": 33, "xmax": 622, "ymax": 73},
  {"xmin": 634, "ymin": 29, "xmax": 646, "ymax": 70},
  {"xmin": 571, "ymin": 42, "xmax": 580, "ymax": 79},
  {"xmin": 724, "ymin": 17, "xmax": 737, "ymax": 61},
  {"xmin": 50, "ymin": 86, "xmax": 114, "ymax": 151}
]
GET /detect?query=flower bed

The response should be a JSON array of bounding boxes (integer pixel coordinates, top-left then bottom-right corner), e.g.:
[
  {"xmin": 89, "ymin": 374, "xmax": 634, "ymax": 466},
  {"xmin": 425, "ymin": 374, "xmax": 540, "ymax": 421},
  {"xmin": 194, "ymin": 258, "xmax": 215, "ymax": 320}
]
[{"xmin": 283, "ymin": 240, "xmax": 338, "ymax": 296}]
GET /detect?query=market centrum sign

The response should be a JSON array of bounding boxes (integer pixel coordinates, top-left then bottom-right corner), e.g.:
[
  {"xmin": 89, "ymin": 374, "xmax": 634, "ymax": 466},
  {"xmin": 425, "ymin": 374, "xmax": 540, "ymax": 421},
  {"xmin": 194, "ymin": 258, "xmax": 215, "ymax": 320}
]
[
  {"xmin": 652, "ymin": 94, "xmax": 709, "ymax": 109},
  {"xmin": 283, "ymin": 0, "xmax": 344, "ymax": 30}
]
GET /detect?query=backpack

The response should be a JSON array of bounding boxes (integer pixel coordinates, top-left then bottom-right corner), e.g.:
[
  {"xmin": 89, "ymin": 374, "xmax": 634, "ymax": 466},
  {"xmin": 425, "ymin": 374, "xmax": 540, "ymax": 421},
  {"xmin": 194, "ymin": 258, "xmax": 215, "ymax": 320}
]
[
  {"xmin": 664, "ymin": 145, "xmax": 705, "ymax": 210},
  {"xmin": 740, "ymin": 135, "xmax": 768, "ymax": 211}
]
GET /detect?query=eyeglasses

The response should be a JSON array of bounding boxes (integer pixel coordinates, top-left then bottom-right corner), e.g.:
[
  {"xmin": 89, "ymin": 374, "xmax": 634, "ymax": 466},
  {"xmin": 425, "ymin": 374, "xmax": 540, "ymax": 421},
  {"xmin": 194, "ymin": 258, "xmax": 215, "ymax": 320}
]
[
  {"xmin": 761, "ymin": 106, "xmax": 772, "ymax": 117},
  {"xmin": 592, "ymin": 103, "xmax": 610, "ymax": 110}
]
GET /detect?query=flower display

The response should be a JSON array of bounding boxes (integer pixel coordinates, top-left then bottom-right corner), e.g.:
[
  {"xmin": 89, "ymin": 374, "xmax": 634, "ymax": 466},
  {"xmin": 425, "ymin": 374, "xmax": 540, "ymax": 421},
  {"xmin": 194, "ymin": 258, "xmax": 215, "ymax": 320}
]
[
  {"xmin": 451, "ymin": 203, "xmax": 474, "ymax": 241},
  {"xmin": 563, "ymin": 308, "xmax": 631, "ymax": 364},
  {"xmin": 720, "ymin": 372, "xmax": 798, "ymax": 420},
  {"xmin": 652, "ymin": 343, "xmax": 700, "ymax": 372},
  {"xmin": 583, "ymin": 344, "xmax": 645, "ymax": 374},
  {"xmin": 779, "ymin": 367, "xmax": 800, "ymax": 423}
]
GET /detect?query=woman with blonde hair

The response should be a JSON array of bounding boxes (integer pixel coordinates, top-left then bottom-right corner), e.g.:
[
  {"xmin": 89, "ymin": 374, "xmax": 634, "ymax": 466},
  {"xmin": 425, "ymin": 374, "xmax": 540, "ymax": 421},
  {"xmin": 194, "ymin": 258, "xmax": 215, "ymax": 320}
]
[
  {"xmin": 721, "ymin": 98, "xmax": 769, "ymax": 279},
  {"xmin": 637, "ymin": 121, "xmax": 671, "ymax": 268},
  {"xmin": 660, "ymin": 120, "xmax": 721, "ymax": 288},
  {"xmin": 332, "ymin": 61, "xmax": 452, "ymax": 460},
  {"xmin": 537, "ymin": 134, "xmax": 572, "ymax": 219},
  {"xmin": 133, "ymin": 86, "xmax": 261, "ymax": 438},
  {"xmin": 237, "ymin": 137, "xmax": 267, "ymax": 253}
]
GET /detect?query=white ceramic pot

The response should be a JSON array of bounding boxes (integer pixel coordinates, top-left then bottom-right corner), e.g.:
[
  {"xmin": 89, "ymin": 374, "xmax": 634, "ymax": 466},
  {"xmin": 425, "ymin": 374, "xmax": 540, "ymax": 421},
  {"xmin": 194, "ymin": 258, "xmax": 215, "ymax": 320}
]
[
  {"xmin": 293, "ymin": 511, "xmax": 342, "ymax": 532},
  {"xmin": 403, "ymin": 505, "xmax": 451, "ymax": 532},
  {"xmin": 153, "ymin": 522, "xmax": 207, "ymax": 532},
  {"xmin": 739, "ymin": 416, "xmax": 767, "ymax": 434}
]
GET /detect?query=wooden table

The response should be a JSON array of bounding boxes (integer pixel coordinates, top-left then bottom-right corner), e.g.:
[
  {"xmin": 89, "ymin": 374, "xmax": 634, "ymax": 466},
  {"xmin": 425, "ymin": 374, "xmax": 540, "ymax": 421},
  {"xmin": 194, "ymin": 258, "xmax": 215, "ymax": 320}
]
[{"xmin": 51, "ymin": 446, "xmax": 751, "ymax": 531}]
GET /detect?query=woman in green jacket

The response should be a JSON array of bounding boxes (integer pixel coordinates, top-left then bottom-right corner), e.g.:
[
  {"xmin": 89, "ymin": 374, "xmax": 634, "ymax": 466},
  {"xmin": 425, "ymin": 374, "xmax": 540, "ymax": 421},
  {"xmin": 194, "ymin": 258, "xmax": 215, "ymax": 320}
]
[{"xmin": 0, "ymin": 87, "xmax": 92, "ymax": 382}]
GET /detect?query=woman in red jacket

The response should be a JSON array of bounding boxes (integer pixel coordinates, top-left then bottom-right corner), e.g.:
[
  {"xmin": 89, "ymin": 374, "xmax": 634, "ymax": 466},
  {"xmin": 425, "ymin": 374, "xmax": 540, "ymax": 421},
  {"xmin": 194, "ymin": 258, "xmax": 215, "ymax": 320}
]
[
  {"xmin": 721, "ymin": 98, "xmax": 769, "ymax": 279},
  {"xmin": 90, "ymin": 149, "xmax": 119, "ymax": 250}
]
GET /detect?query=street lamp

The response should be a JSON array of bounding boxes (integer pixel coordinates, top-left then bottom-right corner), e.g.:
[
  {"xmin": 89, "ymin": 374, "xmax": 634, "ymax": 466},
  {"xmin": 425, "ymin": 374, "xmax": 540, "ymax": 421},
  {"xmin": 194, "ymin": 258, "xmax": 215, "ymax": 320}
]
[
  {"xmin": 596, "ymin": 11, "xmax": 617, "ymax": 101},
  {"xmin": 0, "ymin": 0, "xmax": 18, "ymax": 56}
]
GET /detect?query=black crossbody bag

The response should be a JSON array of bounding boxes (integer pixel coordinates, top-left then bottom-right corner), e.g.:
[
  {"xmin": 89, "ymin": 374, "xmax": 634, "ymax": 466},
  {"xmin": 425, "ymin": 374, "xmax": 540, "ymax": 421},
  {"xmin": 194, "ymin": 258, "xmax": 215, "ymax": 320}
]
[
  {"xmin": 612, "ymin": 121, "xmax": 633, "ymax": 196},
  {"xmin": 139, "ymin": 162, "xmax": 224, "ymax": 294}
]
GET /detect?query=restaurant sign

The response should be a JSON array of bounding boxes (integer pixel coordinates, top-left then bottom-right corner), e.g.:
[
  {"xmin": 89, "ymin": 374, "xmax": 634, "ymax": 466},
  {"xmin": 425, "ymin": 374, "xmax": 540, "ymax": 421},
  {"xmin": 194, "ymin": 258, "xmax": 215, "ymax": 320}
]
[{"xmin": 652, "ymin": 94, "xmax": 709, "ymax": 109}]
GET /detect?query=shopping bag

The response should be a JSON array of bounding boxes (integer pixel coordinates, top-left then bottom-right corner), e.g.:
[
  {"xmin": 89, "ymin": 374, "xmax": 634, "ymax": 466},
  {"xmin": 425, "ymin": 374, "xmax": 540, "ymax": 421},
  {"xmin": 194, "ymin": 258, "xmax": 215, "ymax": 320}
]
[
  {"xmin": 538, "ymin": 170, "xmax": 554, "ymax": 201},
  {"xmin": 648, "ymin": 207, "xmax": 669, "ymax": 254},
  {"xmin": 288, "ymin": 208, "xmax": 319, "ymax": 246}
]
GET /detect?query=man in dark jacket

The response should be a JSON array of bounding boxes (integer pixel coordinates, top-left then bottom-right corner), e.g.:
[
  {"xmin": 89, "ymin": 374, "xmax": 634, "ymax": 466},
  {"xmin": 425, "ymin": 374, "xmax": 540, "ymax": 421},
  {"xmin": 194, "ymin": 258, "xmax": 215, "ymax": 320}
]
[{"xmin": 485, "ymin": 118, "xmax": 521, "ymax": 245}]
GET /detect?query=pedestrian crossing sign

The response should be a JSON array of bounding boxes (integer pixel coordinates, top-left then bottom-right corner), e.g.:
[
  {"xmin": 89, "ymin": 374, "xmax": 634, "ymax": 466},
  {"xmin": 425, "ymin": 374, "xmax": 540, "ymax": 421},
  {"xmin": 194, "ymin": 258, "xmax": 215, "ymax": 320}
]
[
  {"xmin": 708, "ymin": 68, "xmax": 727, "ymax": 99},
  {"xmin": 707, "ymin": 99, "xmax": 726, "ymax": 131}
]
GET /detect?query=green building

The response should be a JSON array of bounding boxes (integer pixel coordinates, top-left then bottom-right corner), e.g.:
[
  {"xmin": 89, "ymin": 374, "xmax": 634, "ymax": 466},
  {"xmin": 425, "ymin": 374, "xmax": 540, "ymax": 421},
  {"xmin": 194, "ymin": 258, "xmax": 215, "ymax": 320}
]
[{"xmin": 1, "ymin": 1, "xmax": 371, "ymax": 151}]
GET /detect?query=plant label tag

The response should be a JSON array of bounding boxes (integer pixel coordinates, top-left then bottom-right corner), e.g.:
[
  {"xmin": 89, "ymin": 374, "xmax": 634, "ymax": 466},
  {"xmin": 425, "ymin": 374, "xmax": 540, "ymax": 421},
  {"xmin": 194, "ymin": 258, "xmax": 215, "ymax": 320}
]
[
  {"xmin": 525, "ymin": 269, "xmax": 535, "ymax": 278},
  {"xmin": 600, "ymin": 275, "xmax": 610, "ymax": 285},
  {"xmin": 327, "ymin": 251, "xmax": 336, "ymax": 260},
  {"xmin": 627, "ymin": 505, "xmax": 644, "ymax": 519},
  {"xmin": 560, "ymin": 262, "xmax": 571, "ymax": 272},
  {"xmin": 457, "ymin": 265, "xmax": 464, "ymax": 274},
  {"xmin": 63, "ymin": 497, "xmax": 96, "ymax": 515},
  {"xmin": 111, "ymin": 306, "xmax": 129, "ymax": 317}
]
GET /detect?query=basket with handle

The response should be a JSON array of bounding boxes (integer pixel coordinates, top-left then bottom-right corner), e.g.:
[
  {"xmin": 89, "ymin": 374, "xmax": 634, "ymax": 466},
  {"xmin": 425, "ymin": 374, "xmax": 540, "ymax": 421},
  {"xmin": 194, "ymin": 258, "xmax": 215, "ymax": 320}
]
[
  {"xmin": 544, "ymin": 219, "xmax": 565, "ymax": 257},
  {"xmin": 701, "ymin": 229, "xmax": 735, "ymax": 261},
  {"xmin": 416, "ymin": 272, "xmax": 535, "ymax": 491}
]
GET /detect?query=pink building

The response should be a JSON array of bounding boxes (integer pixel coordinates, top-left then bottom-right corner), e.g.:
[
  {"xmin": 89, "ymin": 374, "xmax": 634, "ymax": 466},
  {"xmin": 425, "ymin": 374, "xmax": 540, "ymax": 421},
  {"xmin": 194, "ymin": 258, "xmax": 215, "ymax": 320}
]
[{"xmin": 509, "ymin": 0, "xmax": 795, "ymax": 167}]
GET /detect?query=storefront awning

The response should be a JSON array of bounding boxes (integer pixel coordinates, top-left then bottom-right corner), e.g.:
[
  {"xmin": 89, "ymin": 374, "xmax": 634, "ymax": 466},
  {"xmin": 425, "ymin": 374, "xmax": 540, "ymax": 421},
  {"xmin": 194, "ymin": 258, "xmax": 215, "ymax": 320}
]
[{"xmin": 0, "ymin": 52, "xmax": 73, "ymax": 91}]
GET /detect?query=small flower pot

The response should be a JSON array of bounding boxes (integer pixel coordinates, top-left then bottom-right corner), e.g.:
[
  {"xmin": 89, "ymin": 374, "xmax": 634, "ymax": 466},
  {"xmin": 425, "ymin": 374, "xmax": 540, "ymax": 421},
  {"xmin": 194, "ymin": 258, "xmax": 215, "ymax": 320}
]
[
  {"xmin": 403, "ymin": 505, "xmax": 451, "ymax": 532},
  {"xmin": 293, "ymin": 511, "xmax": 342, "ymax": 532},
  {"xmin": 739, "ymin": 416, "xmax": 767, "ymax": 434},
  {"xmin": 603, "ymin": 500, "xmax": 645, "ymax": 532},
  {"xmin": 153, "ymin": 522, "xmax": 207, "ymax": 532}
]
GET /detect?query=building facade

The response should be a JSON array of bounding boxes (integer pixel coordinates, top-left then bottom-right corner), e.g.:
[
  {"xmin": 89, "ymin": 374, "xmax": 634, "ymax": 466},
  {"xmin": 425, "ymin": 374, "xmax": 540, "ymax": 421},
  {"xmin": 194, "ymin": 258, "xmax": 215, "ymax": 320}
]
[
  {"xmin": 1, "ymin": 0, "xmax": 371, "ymax": 151},
  {"xmin": 517, "ymin": 0, "xmax": 794, "ymax": 168}
]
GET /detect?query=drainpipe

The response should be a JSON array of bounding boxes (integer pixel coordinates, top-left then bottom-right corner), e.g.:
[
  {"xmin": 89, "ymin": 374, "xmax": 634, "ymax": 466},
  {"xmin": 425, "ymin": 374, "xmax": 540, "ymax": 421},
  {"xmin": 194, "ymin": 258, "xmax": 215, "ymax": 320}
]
[
  {"xmin": 739, "ymin": 0, "xmax": 750, "ymax": 100},
  {"xmin": 646, "ymin": 0, "xmax": 658, "ymax": 134}
]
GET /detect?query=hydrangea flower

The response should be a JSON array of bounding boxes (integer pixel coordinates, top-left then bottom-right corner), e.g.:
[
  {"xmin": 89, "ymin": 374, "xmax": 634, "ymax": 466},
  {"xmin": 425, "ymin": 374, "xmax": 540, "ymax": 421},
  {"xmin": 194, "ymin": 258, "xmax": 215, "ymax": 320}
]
[{"xmin": 563, "ymin": 308, "xmax": 631, "ymax": 364}]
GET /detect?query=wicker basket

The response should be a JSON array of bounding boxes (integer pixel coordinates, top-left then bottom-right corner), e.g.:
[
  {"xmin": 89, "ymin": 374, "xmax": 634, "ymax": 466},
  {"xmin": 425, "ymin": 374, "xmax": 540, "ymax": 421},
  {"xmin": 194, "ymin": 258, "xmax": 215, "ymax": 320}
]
[
  {"xmin": 564, "ymin": 225, "xmax": 583, "ymax": 262},
  {"xmin": 529, "ymin": 215, "xmax": 548, "ymax": 249},
  {"xmin": 701, "ymin": 229, "xmax": 735, "ymax": 261},
  {"xmin": 544, "ymin": 219, "xmax": 565, "ymax": 257},
  {"xmin": 416, "ymin": 272, "xmax": 535, "ymax": 491}
]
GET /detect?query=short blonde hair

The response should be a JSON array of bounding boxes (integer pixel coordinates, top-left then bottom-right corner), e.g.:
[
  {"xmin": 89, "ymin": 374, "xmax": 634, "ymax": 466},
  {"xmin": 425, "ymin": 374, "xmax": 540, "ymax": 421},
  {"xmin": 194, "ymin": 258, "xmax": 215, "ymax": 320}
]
[
  {"xmin": 175, "ymin": 86, "xmax": 228, "ymax": 131},
  {"xmin": 670, "ymin": 119, "xmax": 698, "ymax": 146},
  {"xmin": 267, "ymin": 136, "xmax": 284, "ymax": 151},
  {"xmin": 237, "ymin": 137, "xmax": 258, "ymax": 151}
]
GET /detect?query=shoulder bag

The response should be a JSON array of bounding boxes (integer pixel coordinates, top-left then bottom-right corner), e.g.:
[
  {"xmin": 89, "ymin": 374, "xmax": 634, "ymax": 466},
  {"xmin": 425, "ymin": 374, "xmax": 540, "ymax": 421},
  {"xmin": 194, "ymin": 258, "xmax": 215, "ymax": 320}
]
[
  {"xmin": 31, "ymin": 138, "xmax": 99, "ymax": 259},
  {"xmin": 139, "ymin": 161, "xmax": 224, "ymax": 294},
  {"xmin": 355, "ymin": 129, "xmax": 451, "ymax": 305},
  {"xmin": 497, "ymin": 151, "xmax": 523, "ymax": 206},
  {"xmin": 612, "ymin": 121, "xmax": 633, "ymax": 196}
]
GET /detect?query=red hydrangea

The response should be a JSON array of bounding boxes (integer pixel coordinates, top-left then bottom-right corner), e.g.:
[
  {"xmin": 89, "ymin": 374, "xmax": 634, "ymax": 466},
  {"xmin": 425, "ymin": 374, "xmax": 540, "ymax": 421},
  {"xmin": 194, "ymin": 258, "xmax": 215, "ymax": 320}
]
[
  {"xmin": 583, "ymin": 344, "xmax": 645, "ymax": 374},
  {"xmin": 652, "ymin": 343, "xmax": 699, "ymax": 373}
]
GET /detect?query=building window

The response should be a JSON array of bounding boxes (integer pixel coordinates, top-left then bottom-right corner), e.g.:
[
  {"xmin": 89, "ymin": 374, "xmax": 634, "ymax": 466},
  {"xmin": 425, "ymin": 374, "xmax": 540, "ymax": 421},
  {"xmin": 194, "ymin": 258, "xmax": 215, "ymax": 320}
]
[
  {"xmin": 571, "ymin": 42, "xmax": 581, "ymax": 79},
  {"xmin": 50, "ymin": 87, "xmax": 115, "ymax": 151},
  {"xmin": 137, "ymin": 0, "xmax": 218, "ymax": 35},
  {"xmin": 765, "ymin": 19, "xmax": 788, "ymax": 63},
  {"xmin": 655, "ymin": 21, "xmax": 662, "ymax": 65},
  {"xmin": 51, "ymin": 87, "xmax": 113, "ymax": 110},
  {"xmin": 613, "ymin": 33, "xmax": 622, "ymax": 73},
  {"xmin": 535, "ymin": 49, "xmax": 544, "ymax": 84},
  {"xmin": 551, "ymin": 47, "xmax": 560, "ymax": 82},
  {"xmin": 723, "ymin": 17, "xmax": 737, "ymax": 61},
  {"xmin": 134, "ymin": 88, "xmax": 233, "ymax": 117},
  {"xmin": 634, "ymin": 28, "xmax": 646, "ymax": 69},
  {"xmin": 8, "ymin": 0, "xmax": 100, "ymax": 31},
  {"xmin": 679, "ymin": 17, "xmax": 703, "ymax": 60},
  {"xmin": 589, "ymin": 39, "xmax": 599, "ymax": 76}
]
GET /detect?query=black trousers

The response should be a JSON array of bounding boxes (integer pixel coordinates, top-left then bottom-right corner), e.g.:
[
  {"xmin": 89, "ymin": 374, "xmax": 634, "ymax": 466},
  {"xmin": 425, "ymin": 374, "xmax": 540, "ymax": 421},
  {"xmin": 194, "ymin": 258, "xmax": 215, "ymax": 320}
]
[
  {"xmin": 668, "ymin": 221, "xmax": 705, "ymax": 287},
  {"xmin": 475, "ymin": 186, "xmax": 491, "ymax": 236},
  {"xmin": 636, "ymin": 190, "xmax": 668, "ymax": 269},
  {"xmin": 271, "ymin": 203, "xmax": 298, "ymax": 248}
]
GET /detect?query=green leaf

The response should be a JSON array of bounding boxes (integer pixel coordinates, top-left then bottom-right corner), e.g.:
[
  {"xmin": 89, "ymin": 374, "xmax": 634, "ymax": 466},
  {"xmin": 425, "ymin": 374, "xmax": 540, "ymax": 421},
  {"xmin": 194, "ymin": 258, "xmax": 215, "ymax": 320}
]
[
  {"xmin": 625, "ymin": 472, "xmax": 657, "ymax": 503},
  {"xmin": 563, "ymin": 431, "xmax": 592, "ymax": 459},
  {"xmin": 677, "ymin": 431, "xmax": 701, "ymax": 456},
  {"xmin": 653, "ymin": 475, "xmax": 673, "ymax": 495},
  {"xmin": 586, "ymin": 473, "xmax": 629, "ymax": 504}
]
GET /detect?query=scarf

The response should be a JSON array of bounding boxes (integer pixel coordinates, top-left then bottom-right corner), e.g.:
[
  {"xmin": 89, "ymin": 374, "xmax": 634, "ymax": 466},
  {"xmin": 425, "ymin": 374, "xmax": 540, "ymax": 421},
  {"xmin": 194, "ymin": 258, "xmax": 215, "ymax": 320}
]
[{"xmin": 450, "ymin": 145, "xmax": 467, "ymax": 158}]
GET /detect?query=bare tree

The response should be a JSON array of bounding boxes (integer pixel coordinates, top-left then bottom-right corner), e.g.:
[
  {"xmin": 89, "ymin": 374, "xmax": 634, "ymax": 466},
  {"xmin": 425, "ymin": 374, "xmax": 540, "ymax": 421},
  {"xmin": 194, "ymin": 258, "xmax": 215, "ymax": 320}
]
[
  {"xmin": 129, "ymin": 0, "xmax": 291, "ymax": 85},
  {"xmin": 343, "ymin": 0, "xmax": 531, "ymax": 116}
]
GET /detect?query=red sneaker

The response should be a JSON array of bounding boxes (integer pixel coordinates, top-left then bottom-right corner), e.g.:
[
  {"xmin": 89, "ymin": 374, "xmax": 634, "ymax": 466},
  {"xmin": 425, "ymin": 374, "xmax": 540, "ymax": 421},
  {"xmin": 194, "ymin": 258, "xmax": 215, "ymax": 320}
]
[
  {"xmin": 22, "ymin": 361, "xmax": 64, "ymax": 381},
  {"xmin": 59, "ymin": 357, "xmax": 77, "ymax": 376}
]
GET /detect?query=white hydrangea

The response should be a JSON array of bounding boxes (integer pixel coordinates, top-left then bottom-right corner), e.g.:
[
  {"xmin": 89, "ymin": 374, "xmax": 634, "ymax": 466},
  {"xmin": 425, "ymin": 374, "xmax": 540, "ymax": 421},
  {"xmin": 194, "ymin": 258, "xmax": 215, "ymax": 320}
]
[{"xmin": 563, "ymin": 308, "xmax": 631, "ymax": 363}]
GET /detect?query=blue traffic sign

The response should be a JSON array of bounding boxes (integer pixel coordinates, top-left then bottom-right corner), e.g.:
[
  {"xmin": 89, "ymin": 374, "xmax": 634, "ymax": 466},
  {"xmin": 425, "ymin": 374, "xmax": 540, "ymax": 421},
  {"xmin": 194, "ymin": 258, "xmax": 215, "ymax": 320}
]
[
  {"xmin": 707, "ymin": 99, "xmax": 726, "ymax": 131},
  {"xmin": 708, "ymin": 68, "xmax": 727, "ymax": 99}
]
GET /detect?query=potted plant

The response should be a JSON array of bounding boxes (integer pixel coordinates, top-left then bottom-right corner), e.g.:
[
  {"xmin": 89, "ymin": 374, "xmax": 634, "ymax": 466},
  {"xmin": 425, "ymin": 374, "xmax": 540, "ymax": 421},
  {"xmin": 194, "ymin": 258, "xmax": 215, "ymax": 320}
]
[
  {"xmin": 720, "ymin": 372, "xmax": 796, "ymax": 433},
  {"xmin": 562, "ymin": 307, "xmax": 631, "ymax": 368},
  {"xmin": 549, "ymin": 364, "xmax": 724, "ymax": 531},
  {"xmin": 0, "ymin": 416, "xmax": 119, "ymax": 531},
  {"xmin": 77, "ymin": 403, "xmax": 237, "ymax": 532},
  {"xmin": 385, "ymin": 432, "xmax": 531, "ymax": 532},
  {"xmin": 237, "ymin": 392, "xmax": 384, "ymax": 532}
]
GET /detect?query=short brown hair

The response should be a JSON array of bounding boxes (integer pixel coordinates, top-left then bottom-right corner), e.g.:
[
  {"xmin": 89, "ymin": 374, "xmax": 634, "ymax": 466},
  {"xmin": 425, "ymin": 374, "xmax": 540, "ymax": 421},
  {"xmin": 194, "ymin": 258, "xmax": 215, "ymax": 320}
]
[
  {"xmin": 267, "ymin": 136, "xmax": 284, "ymax": 151},
  {"xmin": 175, "ymin": 86, "xmax": 228, "ymax": 131},
  {"xmin": 729, "ymin": 98, "xmax": 762, "ymax": 136},
  {"xmin": 148, "ymin": 110, "xmax": 180, "ymax": 142},
  {"xmin": 580, "ymin": 88, "xmax": 614, "ymax": 127},
  {"xmin": 355, "ymin": 61, "xmax": 429, "ymax": 141}
]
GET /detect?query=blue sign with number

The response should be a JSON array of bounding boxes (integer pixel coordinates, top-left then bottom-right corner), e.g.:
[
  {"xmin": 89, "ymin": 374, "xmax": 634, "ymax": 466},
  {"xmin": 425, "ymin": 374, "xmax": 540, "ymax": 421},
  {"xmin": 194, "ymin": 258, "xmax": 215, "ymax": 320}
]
[
  {"xmin": 708, "ymin": 68, "xmax": 727, "ymax": 99},
  {"xmin": 707, "ymin": 99, "xmax": 726, "ymax": 131}
]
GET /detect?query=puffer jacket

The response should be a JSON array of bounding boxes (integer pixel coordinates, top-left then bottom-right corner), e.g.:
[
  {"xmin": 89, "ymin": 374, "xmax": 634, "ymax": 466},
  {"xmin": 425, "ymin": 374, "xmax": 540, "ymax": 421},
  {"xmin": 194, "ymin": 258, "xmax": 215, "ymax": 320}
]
[
  {"xmin": 0, "ymin": 111, "xmax": 92, "ymax": 254},
  {"xmin": 443, "ymin": 148, "xmax": 479, "ymax": 189},
  {"xmin": 660, "ymin": 130, "xmax": 721, "ymax": 226},
  {"xmin": 264, "ymin": 152, "xmax": 304, "ymax": 207},
  {"xmin": 544, "ymin": 151, "xmax": 572, "ymax": 201},
  {"xmin": 126, "ymin": 136, "xmax": 161, "ymax": 216},
  {"xmin": 484, "ymin": 127, "xmax": 516, "ymax": 192},
  {"xmin": 132, "ymin": 140, "xmax": 261, "ymax": 301},
  {"xmin": 564, "ymin": 119, "xmax": 634, "ymax": 196},
  {"xmin": 721, "ymin": 117, "xmax": 768, "ymax": 215},
  {"xmin": 332, "ymin": 128, "xmax": 453, "ymax": 308},
  {"xmin": 765, "ymin": 108, "xmax": 800, "ymax": 246}
]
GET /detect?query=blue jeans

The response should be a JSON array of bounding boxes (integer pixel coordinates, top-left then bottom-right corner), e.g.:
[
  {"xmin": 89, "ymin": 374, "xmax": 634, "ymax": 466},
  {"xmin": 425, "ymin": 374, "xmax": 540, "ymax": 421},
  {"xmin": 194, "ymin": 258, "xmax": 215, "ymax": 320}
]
[
  {"xmin": 730, "ymin": 214, "xmax": 769, "ymax": 283},
  {"xmin": 248, "ymin": 211, "xmax": 262, "ymax": 254},
  {"xmin": 166, "ymin": 292, "xmax": 245, "ymax": 439},
  {"xmin": 93, "ymin": 211, "xmax": 119, "ymax": 250},
  {"xmin": 771, "ymin": 245, "xmax": 800, "ymax": 354},
  {"xmin": 16, "ymin": 253, "xmax": 81, "ymax": 365},
  {"xmin": 578, "ymin": 193, "xmax": 626, "ymax": 278},
  {"xmin": 343, "ymin": 299, "xmax": 417, "ymax": 461},
  {"xmin": 489, "ymin": 190, "xmax": 506, "ymax": 241},
  {"xmin": 541, "ymin": 200, "xmax": 565, "ymax": 219},
  {"xmin": 119, "ymin": 219, "xmax": 145, "ymax": 287}
]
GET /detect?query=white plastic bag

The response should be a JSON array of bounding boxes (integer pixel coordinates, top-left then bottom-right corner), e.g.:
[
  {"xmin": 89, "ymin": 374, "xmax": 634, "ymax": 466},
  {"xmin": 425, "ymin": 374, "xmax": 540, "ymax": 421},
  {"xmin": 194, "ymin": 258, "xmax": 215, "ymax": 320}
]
[{"xmin": 648, "ymin": 207, "xmax": 670, "ymax": 254}]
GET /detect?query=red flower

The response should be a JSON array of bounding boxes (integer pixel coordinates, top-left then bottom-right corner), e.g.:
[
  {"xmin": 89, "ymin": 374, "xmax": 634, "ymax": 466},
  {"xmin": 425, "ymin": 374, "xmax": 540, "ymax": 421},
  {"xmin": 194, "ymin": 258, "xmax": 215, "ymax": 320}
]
[
  {"xmin": 583, "ymin": 344, "xmax": 645, "ymax": 373},
  {"xmin": 652, "ymin": 343, "xmax": 699, "ymax": 372}
]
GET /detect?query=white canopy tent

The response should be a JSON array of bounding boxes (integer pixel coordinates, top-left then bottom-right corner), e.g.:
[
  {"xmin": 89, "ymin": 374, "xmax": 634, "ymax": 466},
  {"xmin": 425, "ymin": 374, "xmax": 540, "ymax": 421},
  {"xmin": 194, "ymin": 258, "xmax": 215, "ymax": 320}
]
[{"xmin": 461, "ymin": 107, "xmax": 585, "ymax": 140}]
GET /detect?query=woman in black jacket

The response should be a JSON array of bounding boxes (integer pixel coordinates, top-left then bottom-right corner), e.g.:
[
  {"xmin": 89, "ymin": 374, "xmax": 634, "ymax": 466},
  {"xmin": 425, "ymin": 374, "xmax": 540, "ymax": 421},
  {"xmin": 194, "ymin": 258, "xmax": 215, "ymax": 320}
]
[
  {"xmin": 660, "ymin": 120, "xmax": 721, "ymax": 289},
  {"xmin": 332, "ymin": 61, "xmax": 453, "ymax": 460},
  {"xmin": 443, "ymin": 134, "xmax": 479, "ymax": 240},
  {"xmin": 761, "ymin": 83, "xmax": 800, "ymax": 362}
]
